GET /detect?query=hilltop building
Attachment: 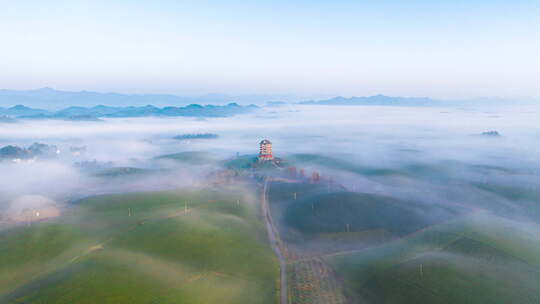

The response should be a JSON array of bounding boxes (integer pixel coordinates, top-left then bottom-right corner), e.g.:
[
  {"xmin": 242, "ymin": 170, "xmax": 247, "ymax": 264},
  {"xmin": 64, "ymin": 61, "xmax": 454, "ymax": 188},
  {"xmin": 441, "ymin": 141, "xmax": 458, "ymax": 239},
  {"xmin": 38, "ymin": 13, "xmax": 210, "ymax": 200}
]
[{"xmin": 258, "ymin": 139, "xmax": 273, "ymax": 161}]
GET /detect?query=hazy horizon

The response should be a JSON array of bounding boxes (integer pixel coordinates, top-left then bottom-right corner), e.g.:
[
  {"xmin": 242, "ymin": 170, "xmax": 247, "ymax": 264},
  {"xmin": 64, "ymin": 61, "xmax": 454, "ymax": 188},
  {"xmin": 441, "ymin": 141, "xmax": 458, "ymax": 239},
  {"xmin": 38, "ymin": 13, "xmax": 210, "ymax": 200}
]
[{"xmin": 1, "ymin": 87, "xmax": 538, "ymax": 104}]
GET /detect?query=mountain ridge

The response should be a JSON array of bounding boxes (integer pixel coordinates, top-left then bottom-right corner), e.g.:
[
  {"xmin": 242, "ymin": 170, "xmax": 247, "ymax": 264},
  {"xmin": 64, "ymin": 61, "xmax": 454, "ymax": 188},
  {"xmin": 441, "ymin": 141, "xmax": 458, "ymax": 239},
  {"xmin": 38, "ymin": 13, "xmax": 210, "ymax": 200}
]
[
  {"xmin": 299, "ymin": 94, "xmax": 539, "ymax": 106},
  {"xmin": 0, "ymin": 103, "xmax": 258, "ymax": 119},
  {"xmin": 0, "ymin": 88, "xmax": 299, "ymax": 109},
  {"xmin": 1, "ymin": 89, "xmax": 537, "ymax": 109}
]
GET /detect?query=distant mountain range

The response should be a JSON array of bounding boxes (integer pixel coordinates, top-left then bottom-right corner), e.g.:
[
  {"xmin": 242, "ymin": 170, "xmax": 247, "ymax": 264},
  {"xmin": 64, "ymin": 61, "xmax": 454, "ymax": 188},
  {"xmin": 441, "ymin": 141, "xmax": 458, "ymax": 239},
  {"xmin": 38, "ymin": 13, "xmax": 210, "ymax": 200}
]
[
  {"xmin": 0, "ymin": 88, "xmax": 536, "ymax": 110},
  {"xmin": 0, "ymin": 103, "xmax": 258, "ymax": 120},
  {"xmin": 0, "ymin": 88, "xmax": 299, "ymax": 109},
  {"xmin": 300, "ymin": 94, "xmax": 539, "ymax": 106},
  {"xmin": 300, "ymin": 94, "xmax": 436, "ymax": 106}
]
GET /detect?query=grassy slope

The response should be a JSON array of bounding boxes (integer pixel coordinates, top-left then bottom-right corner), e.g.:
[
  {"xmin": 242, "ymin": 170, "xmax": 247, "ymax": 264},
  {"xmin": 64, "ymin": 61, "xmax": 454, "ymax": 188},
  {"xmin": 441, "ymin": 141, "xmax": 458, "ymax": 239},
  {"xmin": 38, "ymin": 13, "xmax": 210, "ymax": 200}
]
[
  {"xmin": 266, "ymin": 181, "xmax": 327, "ymax": 239},
  {"xmin": 287, "ymin": 154, "xmax": 406, "ymax": 177},
  {"xmin": 93, "ymin": 167, "xmax": 156, "ymax": 177},
  {"xmin": 224, "ymin": 155, "xmax": 258, "ymax": 170},
  {"xmin": 154, "ymin": 151, "xmax": 219, "ymax": 165},
  {"xmin": 472, "ymin": 182, "xmax": 540, "ymax": 222},
  {"xmin": 0, "ymin": 190, "xmax": 278, "ymax": 304},
  {"xmin": 284, "ymin": 192, "xmax": 457, "ymax": 236},
  {"xmin": 326, "ymin": 213, "xmax": 540, "ymax": 304}
]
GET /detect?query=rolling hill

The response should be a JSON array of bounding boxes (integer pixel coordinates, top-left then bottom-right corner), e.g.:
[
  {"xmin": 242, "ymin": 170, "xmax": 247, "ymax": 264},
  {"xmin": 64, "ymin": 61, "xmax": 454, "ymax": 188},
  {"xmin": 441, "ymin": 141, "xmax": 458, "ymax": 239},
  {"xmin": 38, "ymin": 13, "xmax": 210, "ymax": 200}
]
[
  {"xmin": 154, "ymin": 151, "xmax": 219, "ymax": 165},
  {"xmin": 326, "ymin": 213, "xmax": 540, "ymax": 304},
  {"xmin": 0, "ymin": 190, "xmax": 278, "ymax": 304},
  {"xmin": 285, "ymin": 192, "xmax": 458, "ymax": 236}
]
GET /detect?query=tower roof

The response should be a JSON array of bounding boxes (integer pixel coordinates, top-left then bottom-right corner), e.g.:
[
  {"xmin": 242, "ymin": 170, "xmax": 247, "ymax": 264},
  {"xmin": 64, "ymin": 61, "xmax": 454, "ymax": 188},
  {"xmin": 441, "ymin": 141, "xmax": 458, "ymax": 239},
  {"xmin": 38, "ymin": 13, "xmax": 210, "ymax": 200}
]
[{"xmin": 260, "ymin": 139, "xmax": 272, "ymax": 144}]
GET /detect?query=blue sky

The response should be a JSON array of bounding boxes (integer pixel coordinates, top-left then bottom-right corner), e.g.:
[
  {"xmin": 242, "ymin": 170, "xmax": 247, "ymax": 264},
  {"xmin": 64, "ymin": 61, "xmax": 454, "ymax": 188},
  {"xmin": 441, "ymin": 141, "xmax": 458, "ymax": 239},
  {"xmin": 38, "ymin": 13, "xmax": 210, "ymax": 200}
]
[{"xmin": 0, "ymin": 0, "xmax": 539, "ymax": 98}]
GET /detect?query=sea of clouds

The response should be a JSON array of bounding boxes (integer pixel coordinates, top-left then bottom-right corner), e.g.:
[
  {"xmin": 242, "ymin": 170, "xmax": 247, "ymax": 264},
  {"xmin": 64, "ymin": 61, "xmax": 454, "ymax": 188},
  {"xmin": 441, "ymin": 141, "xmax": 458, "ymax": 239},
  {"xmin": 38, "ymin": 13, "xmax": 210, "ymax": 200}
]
[{"xmin": 1, "ymin": 104, "xmax": 540, "ymax": 227}]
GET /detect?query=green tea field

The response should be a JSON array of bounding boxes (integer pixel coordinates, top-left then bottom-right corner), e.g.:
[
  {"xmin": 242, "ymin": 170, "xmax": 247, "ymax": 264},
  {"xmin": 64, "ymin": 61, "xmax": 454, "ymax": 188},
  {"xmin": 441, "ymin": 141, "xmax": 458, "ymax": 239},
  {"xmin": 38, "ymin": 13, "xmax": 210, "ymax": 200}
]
[{"xmin": 0, "ymin": 190, "xmax": 278, "ymax": 304}]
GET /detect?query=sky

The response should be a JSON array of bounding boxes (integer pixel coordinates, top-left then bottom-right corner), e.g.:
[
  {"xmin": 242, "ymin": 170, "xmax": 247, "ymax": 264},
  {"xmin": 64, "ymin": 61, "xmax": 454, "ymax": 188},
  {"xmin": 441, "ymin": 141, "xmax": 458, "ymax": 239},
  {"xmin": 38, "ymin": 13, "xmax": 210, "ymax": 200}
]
[{"xmin": 0, "ymin": 0, "xmax": 539, "ymax": 99}]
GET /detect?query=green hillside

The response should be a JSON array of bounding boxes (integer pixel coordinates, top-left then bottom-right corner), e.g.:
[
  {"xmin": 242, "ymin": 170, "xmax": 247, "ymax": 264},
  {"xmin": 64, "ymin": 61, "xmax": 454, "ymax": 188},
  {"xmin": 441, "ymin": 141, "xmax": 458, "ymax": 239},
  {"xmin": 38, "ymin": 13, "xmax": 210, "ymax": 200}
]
[
  {"xmin": 287, "ymin": 154, "xmax": 407, "ymax": 177},
  {"xmin": 154, "ymin": 151, "xmax": 219, "ymax": 165},
  {"xmin": 224, "ymin": 155, "xmax": 258, "ymax": 170},
  {"xmin": 472, "ymin": 182, "xmax": 540, "ymax": 222},
  {"xmin": 285, "ymin": 192, "xmax": 457, "ymax": 236},
  {"xmin": 266, "ymin": 181, "xmax": 330, "ymax": 239},
  {"xmin": 93, "ymin": 167, "xmax": 156, "ymax": 177},
  {"xmin": 326, "ymin": 213, "xmax": 540, "ymax": 304},
  {"xmin": 0, "ymin": 190, "xmax": 278, "ymax": 304}
]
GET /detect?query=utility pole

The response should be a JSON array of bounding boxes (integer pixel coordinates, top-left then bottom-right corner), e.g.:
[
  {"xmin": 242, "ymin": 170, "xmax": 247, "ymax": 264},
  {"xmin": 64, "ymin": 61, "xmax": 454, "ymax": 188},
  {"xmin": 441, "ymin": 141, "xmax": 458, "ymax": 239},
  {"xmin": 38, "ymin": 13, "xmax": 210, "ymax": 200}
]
[{"xmin": 293, "ymin": 192, "xmax": 297, "ymax": 200}]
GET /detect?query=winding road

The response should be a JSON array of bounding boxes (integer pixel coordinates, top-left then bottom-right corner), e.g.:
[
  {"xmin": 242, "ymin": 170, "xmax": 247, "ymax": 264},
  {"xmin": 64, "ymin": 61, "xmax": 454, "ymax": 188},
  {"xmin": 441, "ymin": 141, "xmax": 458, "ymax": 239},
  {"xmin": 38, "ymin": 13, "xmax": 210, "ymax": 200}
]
[{"xmin": 261, "ymin": 178, "xmax": 288, "ymax": 304}]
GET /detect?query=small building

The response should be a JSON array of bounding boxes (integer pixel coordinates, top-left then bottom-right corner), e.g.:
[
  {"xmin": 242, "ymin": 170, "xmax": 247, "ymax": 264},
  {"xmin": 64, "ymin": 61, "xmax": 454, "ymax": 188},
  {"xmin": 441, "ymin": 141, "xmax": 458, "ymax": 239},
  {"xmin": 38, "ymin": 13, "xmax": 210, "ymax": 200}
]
[
  {"xmin": 287, "ymin": 167, "xmax": 297, "ymax": 178},
  {"xmin": 258, "ymin": 139, "xmax": 273, "ymax": 161},
  {"xmin": 310, "ymin": 171, "xmax": 321, "ymax": 183}
]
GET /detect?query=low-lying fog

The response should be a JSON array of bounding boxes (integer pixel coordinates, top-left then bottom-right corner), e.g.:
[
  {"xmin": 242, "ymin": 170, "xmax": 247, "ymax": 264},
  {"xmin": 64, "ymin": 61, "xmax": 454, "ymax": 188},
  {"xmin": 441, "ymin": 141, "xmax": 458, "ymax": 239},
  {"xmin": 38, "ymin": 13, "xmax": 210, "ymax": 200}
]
[{"xmin": 1, "ymin": 104, "xmax": 540, "ymax": 228}]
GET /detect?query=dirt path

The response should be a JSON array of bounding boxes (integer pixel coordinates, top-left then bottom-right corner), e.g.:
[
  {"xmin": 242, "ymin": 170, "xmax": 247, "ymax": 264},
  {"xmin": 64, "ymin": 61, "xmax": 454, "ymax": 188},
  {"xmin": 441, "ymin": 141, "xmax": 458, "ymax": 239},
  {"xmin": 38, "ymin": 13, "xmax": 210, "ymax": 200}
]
[
  {"xmin": 264, "ymin": 178, "xmax": 350, "ymax": 304},
  {"xmin": 262, "ymin": 178, "xmax": 288, "ymax": 304}
]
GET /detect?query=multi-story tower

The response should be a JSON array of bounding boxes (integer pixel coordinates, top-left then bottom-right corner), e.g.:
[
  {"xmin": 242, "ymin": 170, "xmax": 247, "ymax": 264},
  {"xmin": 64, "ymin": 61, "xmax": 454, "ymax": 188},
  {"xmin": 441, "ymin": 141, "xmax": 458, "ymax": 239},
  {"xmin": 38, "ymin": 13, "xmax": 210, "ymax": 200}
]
[{"xmin": 258, "ymin": 139, "xmax": 273, "ymax": 161}]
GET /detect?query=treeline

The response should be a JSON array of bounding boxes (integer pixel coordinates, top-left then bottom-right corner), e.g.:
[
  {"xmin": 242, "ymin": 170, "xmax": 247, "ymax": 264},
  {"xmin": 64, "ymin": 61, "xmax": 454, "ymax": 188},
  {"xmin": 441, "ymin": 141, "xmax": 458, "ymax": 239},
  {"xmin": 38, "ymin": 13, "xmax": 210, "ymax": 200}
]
[{"xmin": 173, "ymin": 133, "xmax": 219, "ymax": 140}]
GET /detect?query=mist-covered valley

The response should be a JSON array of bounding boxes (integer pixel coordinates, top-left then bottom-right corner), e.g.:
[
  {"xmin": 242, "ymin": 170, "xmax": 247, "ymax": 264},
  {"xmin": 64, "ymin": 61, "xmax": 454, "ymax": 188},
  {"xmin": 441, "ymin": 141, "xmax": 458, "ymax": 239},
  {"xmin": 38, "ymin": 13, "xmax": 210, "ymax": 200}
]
[
  {"xmin": 1, "ymin": 103, "xmax": 540, "ymax": 303},
  {"xmin": 3, "ymin": 104, "xmax": 540, "ymax": 218}
]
